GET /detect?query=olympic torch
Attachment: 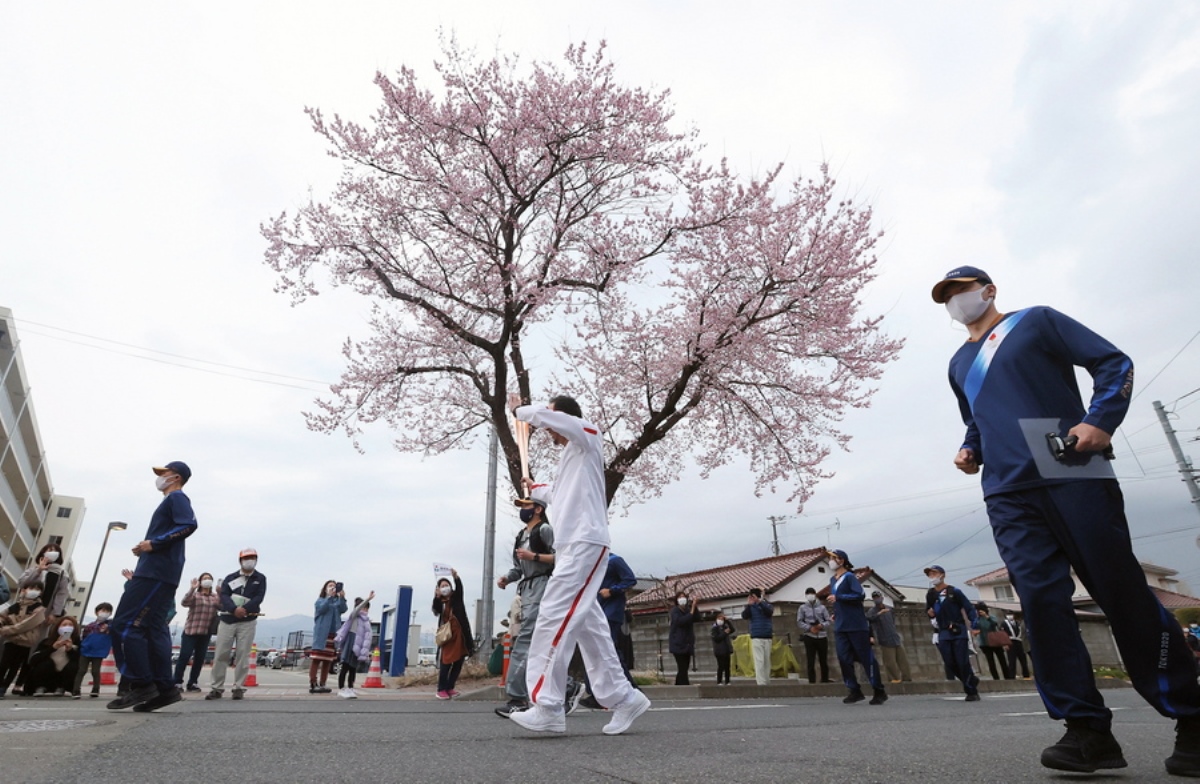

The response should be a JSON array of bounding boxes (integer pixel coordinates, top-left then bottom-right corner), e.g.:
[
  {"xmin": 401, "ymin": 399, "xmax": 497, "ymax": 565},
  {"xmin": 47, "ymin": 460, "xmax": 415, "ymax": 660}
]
[{"xmin": 509, "ymin": 393, "xmax": 532, "ymax": 502}]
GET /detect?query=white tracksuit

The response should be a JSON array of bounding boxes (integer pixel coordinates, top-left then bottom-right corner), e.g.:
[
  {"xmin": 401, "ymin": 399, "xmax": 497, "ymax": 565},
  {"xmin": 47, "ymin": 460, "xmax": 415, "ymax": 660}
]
[{"xmin": 515, "ymin": 406, "xmax": 637, "ymax": 711}]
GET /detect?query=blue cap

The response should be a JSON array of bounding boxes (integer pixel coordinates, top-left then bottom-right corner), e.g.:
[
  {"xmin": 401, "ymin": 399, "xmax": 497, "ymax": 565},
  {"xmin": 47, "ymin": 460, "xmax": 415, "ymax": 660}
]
[
  {"xmin": 153, "ymin": 461, "xmax": 191, "ymax": 484},
  {"xmin": 827, "ymin": 549, "xmax": 854, "ymax": 569},
  {"xmin": 931, "ymin": 266, "xmax": 993, "ymax": 303},
  {"xmin": 924, "ymin": 564, "xmax": 945, "ymax": 576}
]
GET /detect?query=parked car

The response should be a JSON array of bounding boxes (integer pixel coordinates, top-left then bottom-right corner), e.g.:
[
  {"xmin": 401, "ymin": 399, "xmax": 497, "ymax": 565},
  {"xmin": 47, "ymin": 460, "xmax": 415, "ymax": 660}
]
[{"xmin": 417, "ymin": 646, "xmax": 437, "ymax": 666}]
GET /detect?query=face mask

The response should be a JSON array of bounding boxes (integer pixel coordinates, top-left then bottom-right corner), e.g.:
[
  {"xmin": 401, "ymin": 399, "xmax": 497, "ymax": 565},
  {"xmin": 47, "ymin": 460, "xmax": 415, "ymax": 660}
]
[
  {"xmin": 200, "ymin": 580, "xmax": 214, "ymax": 589},
  {"xmin": 518, "ymin": 507, "xmax": 536, "ymax": 523},
  {"xmin": 677, "ymin": 597, "xmax": 688, "ymax": 607},
  {"xmin": 241, "ymin": 559, "xmax": 257, "ymax": 571},
  {"xmin": 59, "ymin": 626, "xmax": 75, "ymax": 636},
  {"xmin": 44, "ymin": 551, "xmax": 60, "ymax": 563},
  {"xmin": 155, "ymin": 474, "xmax": 174, "ymax": 492},
  {"xmin": 873, "ymin": 598, "xmax": 883, "ymax": 605},
  {"xmin": 439, "ymin": 586, "xmax": 452, "ymax": 597},
  {"xmin": 828, "ymin": 560, "xmax": 840, "ymax": 570},
  {"xmin": 806, "ymin": 594, "xmax": 817, "ymax": 603},
  {"xmin": 25, "ymin": 590, "xmax": 41, "ymax": 600},
  {"xmin": 715, "ymin": 618, "xmax": 725, "ymax": 626},
  {"xmin": 929, "ymin": 578, "xmax": 941, "ymax": 588},
  {"xmin": 96, "ymin": 612, "xmax": 111, "ymax": 622},
  {"xmin": 946, "ymin": 287, "xmax": 992, "ymax": 325}
]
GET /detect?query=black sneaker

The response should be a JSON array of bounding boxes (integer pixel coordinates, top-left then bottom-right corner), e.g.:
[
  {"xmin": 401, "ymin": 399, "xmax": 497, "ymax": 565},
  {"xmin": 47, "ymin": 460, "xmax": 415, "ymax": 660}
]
[
  {"xmin": 107, "ymin": 683, "xmax": 159, "ymax": 711},
  {"xmin": 185, "ymin": 684, "xmax": 202, "ymax": 693},
  {"xmin": 204, "ymin": 689, "xmax": 223, "ymax": 700},
  {"xmin": 231, "ymin": 689, "xmax": 245, "ymax": 701},
  {"xmin": 843, "ymin": 689, "xmax": 865, "ymax": 704},
  {"xmin": 869, "ymin": 689, "xmax": 888, "ymax": 705},
  {"xmin": 579, "ymin": 695, "xmax": 604, "ymax": 710},
  {"xmin": 564, "ymin": 678, "xmax": 584, "ymax": 716},
  {"xmin": 965, "ymin": 692, "xmax": 981, "ymax": 702},
  {"xmin": 1041, "ymin": 721, "xmax": 1128, "ymax": 772},
  {"xmin": 1166, "ymin": 717, "xmax": 1200, "ymax": 777},
  {"xmin": 494, "ymin": 699, "xmax": 529, "ymax": 718},
  {"xmin": 133, "ymin": 688, "xmax": 183, "ymax": 712}
]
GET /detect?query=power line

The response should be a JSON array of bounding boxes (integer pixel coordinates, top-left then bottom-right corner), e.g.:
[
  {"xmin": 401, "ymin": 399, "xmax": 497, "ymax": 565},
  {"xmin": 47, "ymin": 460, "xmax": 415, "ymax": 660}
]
[
  {"xmin": 1132, "ymin": 328, "xmax": 1200, "ymax": 403},
  {"xmin": 14, "ymin": 318, "xmax": 333, "ymax": 392}
]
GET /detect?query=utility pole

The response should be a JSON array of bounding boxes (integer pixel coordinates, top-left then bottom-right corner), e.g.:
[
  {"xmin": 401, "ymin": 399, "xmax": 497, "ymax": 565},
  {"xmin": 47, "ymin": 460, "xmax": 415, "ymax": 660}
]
[
  {"xmin": 1153, "ymin": 400, "xmax": 1200, "ymax": 524},
  {"xmin": 768, "ymin": 516, "xmax": 786, "ymax": 556},
  {"xmin": 477, "ymin": 425, "xmax": 499, "ymax": 658}
]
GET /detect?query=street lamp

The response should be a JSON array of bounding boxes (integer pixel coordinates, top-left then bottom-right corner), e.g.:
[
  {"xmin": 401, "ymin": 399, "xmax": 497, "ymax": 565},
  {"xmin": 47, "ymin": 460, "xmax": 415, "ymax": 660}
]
[{"xmin": 81, "ymin": 521, "xmax": 128, "ymax": 621}]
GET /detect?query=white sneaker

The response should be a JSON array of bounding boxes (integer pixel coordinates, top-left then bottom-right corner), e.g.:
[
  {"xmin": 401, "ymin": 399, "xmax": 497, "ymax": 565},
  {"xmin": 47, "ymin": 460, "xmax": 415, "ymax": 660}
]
[
  {"xmin": 509, "ymin": 703, "xmax": 566, "ymax": 734},
  {"xmin": 337, "ymin": 688, "xmax": 351, "ymax": 699},
  {"xmin": 345, "ymin": 688, "xmax": 357, "ymax": 699},
  {"xmin": 602, "ymin": 690, "xmax": 651, "ymax": 735}
]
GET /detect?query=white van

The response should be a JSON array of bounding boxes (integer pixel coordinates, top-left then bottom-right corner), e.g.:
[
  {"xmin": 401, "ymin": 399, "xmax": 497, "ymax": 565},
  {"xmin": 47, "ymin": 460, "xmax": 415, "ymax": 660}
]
[{"xmin": 417, "ymin": 646, "xmax": 437, "ymax": 666}]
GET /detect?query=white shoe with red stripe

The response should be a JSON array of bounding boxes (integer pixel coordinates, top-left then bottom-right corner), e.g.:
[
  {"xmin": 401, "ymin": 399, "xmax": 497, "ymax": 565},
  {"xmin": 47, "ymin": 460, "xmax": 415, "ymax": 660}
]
[
  {"xmin": 602, "ymin": 690, "xmax": 651, "ymax": 735},
  {"xmin": 510, "ymin": 703, "xmax": 566, "ymax": 734}
]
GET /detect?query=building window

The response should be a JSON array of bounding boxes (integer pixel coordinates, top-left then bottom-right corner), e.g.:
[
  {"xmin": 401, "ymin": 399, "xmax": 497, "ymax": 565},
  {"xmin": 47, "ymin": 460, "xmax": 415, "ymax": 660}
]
[
  {"xmin": 49, "ymin": 535, "xmax": 64, "ymax": 544},
  {"xmin": 56, "ymin": 507, "xmax": 72, "ymax": 519},
  {"xmin": 995, "ymin": 585, "xmax": 1015, "ymax": 600}
]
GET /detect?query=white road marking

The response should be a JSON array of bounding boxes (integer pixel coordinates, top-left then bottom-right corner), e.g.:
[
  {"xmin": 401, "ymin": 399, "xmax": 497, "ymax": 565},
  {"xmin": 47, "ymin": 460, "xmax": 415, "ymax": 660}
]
[{"xmin": 647, "ymin": 704, "xmax": 789, "ymax": 712}]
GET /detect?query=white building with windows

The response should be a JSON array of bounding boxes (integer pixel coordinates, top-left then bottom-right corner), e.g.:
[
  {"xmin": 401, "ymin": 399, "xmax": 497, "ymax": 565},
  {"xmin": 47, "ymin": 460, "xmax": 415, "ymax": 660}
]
[{"xmin": 0, "ymin": 307, "xmax": 86, "ymax": 614}]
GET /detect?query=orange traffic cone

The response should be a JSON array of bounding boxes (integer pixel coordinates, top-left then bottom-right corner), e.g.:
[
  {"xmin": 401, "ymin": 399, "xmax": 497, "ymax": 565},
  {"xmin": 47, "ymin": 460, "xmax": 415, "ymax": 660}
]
[
  {"xmin": 500, "ymin": 633, "xmax": 511, "ymax": 686},
  {"xmin": 100, "ymin": 653, "xmax": 118, "ymax": 686},
  {"xmin": 244, "ymin": 642, "xmax": 258, "ymax": 687},
  {"xmin": 362, "ymin": 649, "xmax": 384, "ymax": 688}
]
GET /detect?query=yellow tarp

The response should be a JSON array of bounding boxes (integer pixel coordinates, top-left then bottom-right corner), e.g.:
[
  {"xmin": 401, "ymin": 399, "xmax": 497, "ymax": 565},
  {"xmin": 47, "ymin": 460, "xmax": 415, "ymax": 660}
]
[{"xmin": 730, "ymin": 635, "xmax": 801, "ymax": 678}]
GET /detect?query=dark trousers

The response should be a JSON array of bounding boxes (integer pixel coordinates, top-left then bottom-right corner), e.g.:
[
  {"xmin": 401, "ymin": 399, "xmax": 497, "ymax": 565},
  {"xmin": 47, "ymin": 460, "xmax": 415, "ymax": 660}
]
[
  {"xmin": 1008, "ymin": 639, "xmax": 1031, "ymax": 678},
  {"xmin": 338, "ymin": 661, "xmax": 358, "ymax": 689},
  {"xmin": 987, "ymin": 481, "xmax": 1200, "ymax": 730},
  {"xmin": 437, "ymin": 659, "xmax": 463, "ymax": 692},
  {"xmin": 673, "ymin": 652, "xmax": 691, "ymax": 685},
  {"xmin": 981, "ymin": 645, "xmax": 1013, "ymax": 679},
  {"xmin": 715, "ymin": 653, "xmax": 731, "ymax": 684},
  {"xmin": 0, "ymin": 643, "xmax": 31, "ymax": 692},
  {"xmin": 834, "ymin": 630, "xmax": 882, "ymax": 692},
  {"xmin": 73, "ymin": 655, "xmax": 104, "ymax": 694},
  {"xmin": 25, "ymin": 656, "xmax": 78, "ymax": 694},
  {"xmin": 173, "ymin": 633, "xmax": 212, "ymax": 687},
  {"xmin": 110, "ymin": 576, "xmax": 175, "ymax": 692},
  {"xmin": 802, "ymin": 636, "xmax": 829, "ymax": 683},
  {"xmin": 610, "ymin": 620, "xmax": 636, "ymax": 686},
  {"xmin": 937, "ymin": 636, "xmax": 979, "ymax": 695}
]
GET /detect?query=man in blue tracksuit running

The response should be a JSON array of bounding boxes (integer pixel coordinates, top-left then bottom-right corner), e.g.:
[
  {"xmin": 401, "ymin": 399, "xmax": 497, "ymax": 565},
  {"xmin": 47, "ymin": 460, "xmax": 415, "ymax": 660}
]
[
  {"xmin": 107, "ymin": 460, "xmax": 197, "ymax": 712},
  {"xmin": 933, "ymin": 267, "xmax": 1200, "ymax": 776},
  {"xmin": 825, "ymin": 548, "xmax": 885, "ymax": 705}
]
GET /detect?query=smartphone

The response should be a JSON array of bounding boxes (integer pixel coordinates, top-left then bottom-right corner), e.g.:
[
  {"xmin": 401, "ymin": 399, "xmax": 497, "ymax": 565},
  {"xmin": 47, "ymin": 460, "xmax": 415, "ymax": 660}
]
[{"xmin": 335, "ymin": 582, "xmax": 344, "ymax": 593}]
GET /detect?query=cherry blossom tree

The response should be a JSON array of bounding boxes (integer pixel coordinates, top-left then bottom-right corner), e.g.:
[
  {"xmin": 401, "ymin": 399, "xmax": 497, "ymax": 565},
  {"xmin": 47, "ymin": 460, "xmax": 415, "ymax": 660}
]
[{"xmin": 262, "ymin": 38, "xmax": 903, "ymax": 511}]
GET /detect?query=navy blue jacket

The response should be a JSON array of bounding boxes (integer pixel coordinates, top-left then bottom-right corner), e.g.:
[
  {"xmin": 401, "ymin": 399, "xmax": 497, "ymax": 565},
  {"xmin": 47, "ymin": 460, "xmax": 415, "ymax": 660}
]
[
  {"xmin": 133, "ymin": 491, "xmax": 198, "ymax": 586},
  {"xmin": 829, "ymin": 571, "xmax": 868, "ymax": 633},
  {"xmin": 949, "ymin": 307, "xmax": 1133, "ymax": 498},
  {"xmin": 741, "ymin": 599, "xmax": 775, "ymax": 639},
  {"xmin": 598, "ymin": 553, "xmax": 636, "ymax": 625},
  {"xmin": 926, "ymin": 585, "xmax": 978, "ymax": 642},
  {"xmin": 218, "ymin": 569, "xmax": 267, "ymax": 623}
]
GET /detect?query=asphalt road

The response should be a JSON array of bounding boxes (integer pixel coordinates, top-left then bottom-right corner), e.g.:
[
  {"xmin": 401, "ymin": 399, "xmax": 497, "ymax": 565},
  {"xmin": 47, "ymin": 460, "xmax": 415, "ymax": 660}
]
[{"xmin": 0, "ymin": 669, "xmax": 1187, "ymax": 783}]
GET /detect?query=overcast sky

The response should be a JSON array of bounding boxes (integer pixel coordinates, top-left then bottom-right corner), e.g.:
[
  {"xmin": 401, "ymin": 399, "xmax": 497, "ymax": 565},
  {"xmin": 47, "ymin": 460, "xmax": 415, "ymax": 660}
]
[{"xmin": 3, "ymin": 2, "xmax": 1198, "ymax": 636}]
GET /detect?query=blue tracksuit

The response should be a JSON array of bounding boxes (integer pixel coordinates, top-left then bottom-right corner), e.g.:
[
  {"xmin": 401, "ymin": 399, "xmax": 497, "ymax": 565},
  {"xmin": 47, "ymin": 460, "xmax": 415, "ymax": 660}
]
[
  {"xmin": 111, "ymin": 490, "xmax": 198, "ymax": 691},
  {"xmin": 948, "ymin": 306, "xmax": 1199, "ymax": 729},
  {"xmin": 927, "ymin": 585, "xmax": 979, "ymax": 695},
  {"xmin": 829, "ymin": 571, "xmax": 882, "ymax": 692}
]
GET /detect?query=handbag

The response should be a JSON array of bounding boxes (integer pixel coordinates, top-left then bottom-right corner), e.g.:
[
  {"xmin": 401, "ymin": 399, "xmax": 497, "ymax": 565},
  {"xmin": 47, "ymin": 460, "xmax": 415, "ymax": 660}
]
[
  {"xmin": 435, "ymin": 619, "xmax": 453, "ymax": 647},
  {"xmin": 985, "ymin": 629, "xmax": 1012, "ymax": 648}
]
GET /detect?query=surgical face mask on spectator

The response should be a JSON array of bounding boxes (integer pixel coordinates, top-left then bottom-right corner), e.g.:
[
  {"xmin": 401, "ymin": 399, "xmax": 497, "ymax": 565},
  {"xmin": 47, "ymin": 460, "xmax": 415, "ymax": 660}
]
[
  {"xmin": 439, "ymin": 586, "xmax": 452, "ymax": 597},
  {"xmin": 806, "ymin": 593, "xmax": 817, "ymax": 603},
  {"xmin": 241, "ymin": 559, "xmax": 257, "ymax": 571},
  {"xmin": 154, "ymin": 474, "xmax": 175, "ymax": 492},
  {"xmin": 929, "ymin": 577, "xmax": 942, "ymax": 587},
  {"xmin": 873, "ymin": 597, "xmax": 883, "ymax": 605},
  {"xmin": 44, "ymin": 551, "xmax": 60, "ymax": 563},
  {"xmin": 945, "ymin": 287, "xmax": 993, "ymax": 325},
  {"xmin": 677, "ymin": 597, "xmax": 688, "ymax": 607},
  {"xmin": 96, "ymin": 612, "xmax": 111, "ymax": 622},
  {"xmin": 200, "ymin": 579, "xmax": 214, "ymax": 589},
  {"xmin": 59, "ymin": 626, "xmax": 74, "ymax": 636},
  {"xmin": 828, "ymin": 560, "xmax": 840, "ymax": 570},
  {"xmin": 24, "ymin": 590, "xmax": 41, "ymax": 600}
]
